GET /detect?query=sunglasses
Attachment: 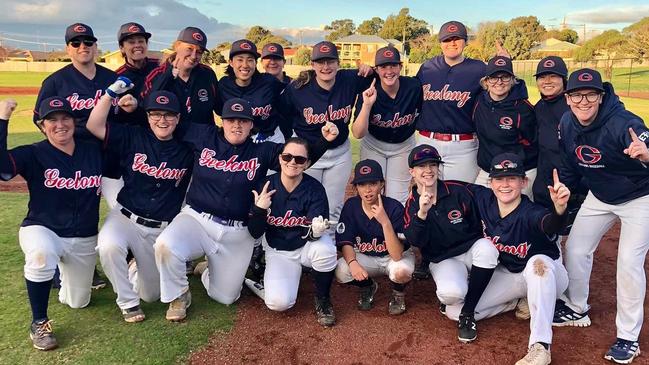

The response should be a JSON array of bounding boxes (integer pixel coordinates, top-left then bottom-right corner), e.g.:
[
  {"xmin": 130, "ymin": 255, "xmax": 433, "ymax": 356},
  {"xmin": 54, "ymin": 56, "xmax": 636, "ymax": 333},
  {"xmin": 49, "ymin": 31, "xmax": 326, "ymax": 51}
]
[
  {"xmin": 69, "ymin": 39, "xmax": 96, "ymax": 48},
  {"xmin": 280, "ymin": 153, "xmax": 308, "ymax": 165}
]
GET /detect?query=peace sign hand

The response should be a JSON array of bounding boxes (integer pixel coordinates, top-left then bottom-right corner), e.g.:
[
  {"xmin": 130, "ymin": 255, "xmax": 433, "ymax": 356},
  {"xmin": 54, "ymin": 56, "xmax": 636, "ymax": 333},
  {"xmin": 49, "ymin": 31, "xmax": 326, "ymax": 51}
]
[
  {"xmin": 624, "ymin": 127, "xmax": 649, "ymax": 163},
  {"xmin": 548, "ymin": 168, "xmax": 570, "ymax": 214},
  {"xmin": 252, "ymin": 181, "xmax": 276, "ymax": 210},
  {"xmin": 362, "ymin": 78, "xmax": 377, "ymax": 106}
]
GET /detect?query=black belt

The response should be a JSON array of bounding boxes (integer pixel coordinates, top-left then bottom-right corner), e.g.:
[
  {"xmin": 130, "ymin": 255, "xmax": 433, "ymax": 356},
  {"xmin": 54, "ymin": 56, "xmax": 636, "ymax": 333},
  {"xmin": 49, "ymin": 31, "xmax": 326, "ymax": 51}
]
[
  {"xmin": 190, "ymin": 207, "xmax": 247, "ymax": 227},
  {"xmin": 120, "ymin": 208, "xmax": 167, "ymax": 229}
]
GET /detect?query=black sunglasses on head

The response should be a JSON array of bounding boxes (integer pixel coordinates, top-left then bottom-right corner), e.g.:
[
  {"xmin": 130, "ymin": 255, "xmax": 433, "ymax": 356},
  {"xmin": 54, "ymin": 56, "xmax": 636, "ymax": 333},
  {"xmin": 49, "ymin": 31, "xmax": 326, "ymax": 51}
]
[
  {"xmin": 280, "ymin": 153, "xmax": 308, "ymax": 165},
  {"xmin": 69, "ymin": 39, "xmax": 96, "ymax": 48}
]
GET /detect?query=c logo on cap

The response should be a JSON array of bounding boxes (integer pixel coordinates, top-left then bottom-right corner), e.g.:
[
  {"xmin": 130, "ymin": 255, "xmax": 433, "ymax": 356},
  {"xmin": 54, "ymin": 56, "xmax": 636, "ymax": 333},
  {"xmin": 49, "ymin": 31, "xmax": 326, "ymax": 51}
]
[
  {"xmin": 447, "ymin": 210, "xmax": 462, "ymax": 220},
  {"xmin": 500, "ymin": 160, "xmax": 513, "ymax": 168},
  {"xmin": 543, "ymin": 59, "xmax": 555, "ymax": 68},
  {"xmin": 499, "ymin": 116, "xmax": 513, "ymax": 126},
  {"xmin": 447, "ymin": 24, "xmax": 459, "ymax": 33},
  {"xmin": 49, "ymin": 99, "xmax": 64, "ymax": 107},
  {"xmin": 578, "ymin": 72, "xmax": 593, "ymax": 82},
  {"xmin": 73, "ymin": 24, "xmax": 86, "ymax": 33},
  {"xmin": 359, "ymin": 166, "xmax": 372, "ymax": 175},
  {"xmin": 192, "ymin": 32, "xmax": 204, "ymax": 42},
  {"xmin": 268, "ymin": 45, "xmax": 277, "ymax": 52},
  {"xmin": 319, "ymin": 45, "xmax": 331, "ymax": 53},
  {"xmin": 156, "ymin": 95, "xmax": 169, "ymax": 104},
  {"xmin": 240, "ymin": 42, "xmax": 252, "ymax": 50},
  {"xmin": 128, "ymin": 25, "xmax": 140, "ymax": 33},
  {"xmin": 383, "ymin": 50, "xmax": 394, "ymax": 58},
  {"xmin": 231, "ymin": 103, "xmax": 244, "ymax": 112},
  {"xmin": 494, "ymin": 58, "xmax": 507, "ymax": 66}
]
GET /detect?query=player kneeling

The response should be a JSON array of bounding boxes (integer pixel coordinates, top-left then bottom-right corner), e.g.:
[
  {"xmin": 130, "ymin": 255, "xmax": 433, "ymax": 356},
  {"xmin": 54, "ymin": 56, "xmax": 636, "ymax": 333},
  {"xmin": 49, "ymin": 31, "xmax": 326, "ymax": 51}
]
[
  {"xmin": 335, "ymin": 160, "xmax": 414, "ymax": 315},
  {"xmin": 244, "ymin": 138, "xmax": 338, "ymax": 327}
]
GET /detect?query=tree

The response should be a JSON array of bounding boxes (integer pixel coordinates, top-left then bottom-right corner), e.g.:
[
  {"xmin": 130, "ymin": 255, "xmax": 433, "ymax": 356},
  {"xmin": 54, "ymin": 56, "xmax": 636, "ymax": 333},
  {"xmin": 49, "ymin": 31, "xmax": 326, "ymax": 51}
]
[
  {"xmin": 474, "ymin": 19, "xmax": 538, "ymax": 60},
  {"xmin": 246, "ymin": 26, "xmax": 272, "ymax": 44},
  {"xmin": 201, "ymin": 49, "xmax": 226, "ymax": 65},
  {"xmin": 509, "ymin": 16, "xmax": 546, "ymax": 44},
  {"xmin": 543, "ymin": 29, "xmax": 579, "ymax": 44},
  {"xmin": 408, "ymin": 34, "xmax": 441, "ymax": 63},
  {"xmin": 325, "ymin": 19, "xmax": 355, "ymax": 42},
  {"xmin": 294, "ymin": 47, "xmax": 311, "ymax": 66},
  {"xmin": 357, "ymin": 17, "xmax": 384, "ymax": 35},
  {"xmin": 574, "ymin": 30, "xmax": 630, "ymax": 78},
  {"xmin": 379, "ymin": 8, "xmax": 429, "ymax": 51},
  {"xmin": 216, "ymin": 42, "xmax": 232, "ymax": 51},
  {"xmin": 624, "ymin": 17, "xmax": 649, "ymax": 59},
  {"xmin": 258, "ymin": 35, "xmax": 291, "ymax": 48}
]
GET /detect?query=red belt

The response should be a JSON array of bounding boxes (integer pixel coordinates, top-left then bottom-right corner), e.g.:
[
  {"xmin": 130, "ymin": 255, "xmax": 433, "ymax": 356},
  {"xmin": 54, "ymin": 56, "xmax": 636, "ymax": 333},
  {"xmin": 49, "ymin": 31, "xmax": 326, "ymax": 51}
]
[{"xmin": 419, "ymin": 130, "xmax": 476, "ymax": 141}]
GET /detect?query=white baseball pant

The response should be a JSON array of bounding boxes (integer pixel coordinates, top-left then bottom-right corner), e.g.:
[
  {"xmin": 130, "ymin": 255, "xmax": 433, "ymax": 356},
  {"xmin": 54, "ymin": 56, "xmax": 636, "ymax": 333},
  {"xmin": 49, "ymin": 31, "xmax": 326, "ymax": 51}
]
[
  {"xmin": 96, "ymin": 206, "xmax": 164, "ymax": 310},
  {"xmin": 429, "ymin": 238, "xmax": 500, "ymax": 306},
  {"xmin": 562, "ymin": 192, "xmax": 649, "ymax": 341},
  {"xmin": 101, "ymin": 177, "xmax": 124, "ymax": 210},
  {"xmin": 154, "ymin": 205, "xmax": 255, "ymax": 305},
  {"xmin": 335, "ymin": 249, "xmax": 416, "ymax": 284},
  {"xmin": 360, "ymin": 133, "xmax": 416, "ymax": 205},
  {"xmin": 446, "ymin": 255, "xmax": 568, "ymax": 348},
  {"xmin": 474, "ymin": 168, "xmax": 537, "ymax": 201},
  {"xmin": 304, "ymin": 139, "xmax": 352, "ymax": 225},
  {"xmin": 19, "ymin": 225, "xmax": 97, "ymax": 309},
  {"xmin": 253, "ymin": 126, "xmax": 285, "ymax": 144},
  {"xmin": 416, "ymin": 134, "xmax": 479, "ymax": 183},
  {"xmin": 262, "ymin": 236, "xmax": 337, "ymax": 311}
]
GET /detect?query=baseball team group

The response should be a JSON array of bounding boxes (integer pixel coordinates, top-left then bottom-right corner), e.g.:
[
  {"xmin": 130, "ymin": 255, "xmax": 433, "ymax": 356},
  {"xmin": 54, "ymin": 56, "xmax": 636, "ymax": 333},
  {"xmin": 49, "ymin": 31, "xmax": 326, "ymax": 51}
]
[{"xmin": 1, "ymin": 18, "xmax": 648, "ymax": 365}]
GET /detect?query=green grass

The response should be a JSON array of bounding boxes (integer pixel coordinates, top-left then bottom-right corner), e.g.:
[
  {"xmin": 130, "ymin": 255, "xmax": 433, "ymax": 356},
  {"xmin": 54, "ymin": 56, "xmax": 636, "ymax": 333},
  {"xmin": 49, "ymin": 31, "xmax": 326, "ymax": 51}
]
[
  {"xmin": 0, "ymin": 72, "xmax": 51, "ymax": 88},
  {"xmin": 0, "ymin": 193, "xmax": 235, "ymax": 364},
  {"xmin": 519, "ymin": 66, "xmax": 649, "ymax": 94}
]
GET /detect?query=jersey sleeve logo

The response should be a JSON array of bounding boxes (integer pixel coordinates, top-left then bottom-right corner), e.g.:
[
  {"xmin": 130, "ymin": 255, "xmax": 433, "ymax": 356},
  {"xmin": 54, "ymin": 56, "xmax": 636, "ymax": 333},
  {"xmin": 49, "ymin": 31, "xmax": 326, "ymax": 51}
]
[
  {"xmin": 231, "ymin": 103, "xmax": 244, "ymax": 112},
  {"xmin": 575, "ymin": 145, "xmax": 603, "ymax": 166},
  {"xmin": 73, "ymin": 24, "xmax": 87, "ymax": 33},
  {"xmin": 499, "ymin": 116, "xmax": 514, "ymax": 130},
  {"xmin": 44, "ymin": 169, "xmax": 101, "ymax": 191},
  {"xmin": 543, "ymin": 59, "xmax": 555, "ymax": 68},
  {"xmin": 49, "ymin": 99, "xmax": 64, "ymax": 107},
  {"xmin": 156, "ymin": 95, "xmax": 169, "ymax": 104},
  {"xmin": 192, "ymin": 32, "xmax": 204, "ymax": 42},
  {"xmin": 131, "ymin": 153, "xmax": 188, "ymax": 187},
  {"xmin": 422, "ymin": 84, "xmax": 471, "ymax": 108},
  {"xmin": 266, "ymin": 210, "xmax": 308, "ymax": 227},
  {"xmin": 447, "ymin": 209, "xmax": 464, "ymax": 224},
  {"xmin": 197, "ymin": 89, "xmax": 209, "ymax": 102},
  {"xmin": 198, "ymin": 149, "xmax": 260, "ymax": 180},
  {"xmin": 578, "ymin": 72, "xmax": 593, "ymax": 82},
  {"xmin": 336, "ymin": 222, "xmax": 345, "ymax": 234}
]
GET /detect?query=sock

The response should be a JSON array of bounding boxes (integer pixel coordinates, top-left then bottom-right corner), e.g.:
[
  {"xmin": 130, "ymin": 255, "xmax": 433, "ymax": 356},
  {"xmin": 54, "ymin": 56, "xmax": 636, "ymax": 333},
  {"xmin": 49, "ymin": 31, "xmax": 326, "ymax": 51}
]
[
  {"xmin": 312, "ymin": 269, "xmax": 335, "ymax": 299},
  {"xmin": 391, "ymin": 281, "xmax": 406, "ymax": 292},
  {"xmin": 461, "ymin": 266, "xmax": 495, "ymax": 315},
  {"xmin": 348, "ymin": 278, "xmax": 373, "ymax": 288},
  {"xmin": 26, "ymin": 278, "xmax": 52, "ymax": 323},
  {"xmin": 538, "ymin": 342, "xmax": 550, "ymax": 350}
]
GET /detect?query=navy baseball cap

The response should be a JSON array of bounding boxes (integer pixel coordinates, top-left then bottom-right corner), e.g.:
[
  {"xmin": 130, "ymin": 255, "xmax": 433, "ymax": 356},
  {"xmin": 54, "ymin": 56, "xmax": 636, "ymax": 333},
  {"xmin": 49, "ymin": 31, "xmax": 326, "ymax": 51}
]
[
  {"xmin": 311, "ymin": 41, "xmax": 338, "ymax": 61},
  {"xmin": 65, "ymin": 23, "xmax": 97, "ymax": 43},
  {"xmin": 438, "ymin": 21, "xmax": 468, "ymax": 42},
  {"xmin": 261, "ymin": 43, "xmax": 285, "ymax": 59},
  {"xmin": 566, "ymin": 68, "xmax": 604, "ymax": 93},
  {"xmin": 489, "ymin": 153, "xmax": 525, "ymax": 178},
  {"xmin": 118, "ymin": 22, "xmax": 152, "ymax": 44},
  {"xmin": 408, "ymin": 144, "xmax": 444, "ymax": 168},
  {"xmin": 351, "ymin": 159, "xmax": 384, "ymax": 185},
  {"xmin": 534, "ymin": 56, "xmax": 568, "ymax": 78},
  {"xmin": 145, "ymin": 91, "xmax": 180, "ymax": 114},
  {"xmin": 222, "ymin": 98, "xmax": 253, "ymax": 121},
  {"xmin": 486, "ymin": 56, "xmax": 514, "ymax": 77},
  {"xmin": 375, "ymin": 46, "xmax": 400, "ymax": 66},
  {"xmin": 230, "ymin": 39, "xmax": 259, "ymax": 59},
  {"xmin": 177, "ymin": 27, "xmax": 207, "ymax": 49},
  {"xmin": 39, "ymin": 96, "xmax": 74, "ymax": 120}
]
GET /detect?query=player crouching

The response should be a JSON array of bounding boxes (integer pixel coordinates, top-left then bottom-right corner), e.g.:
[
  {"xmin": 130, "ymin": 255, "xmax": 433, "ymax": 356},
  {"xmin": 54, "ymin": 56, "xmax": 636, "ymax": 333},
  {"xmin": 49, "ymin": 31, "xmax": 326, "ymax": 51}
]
[{"xmin": 335, "ymin": 160, "xmax": 414, "ymax": 315}]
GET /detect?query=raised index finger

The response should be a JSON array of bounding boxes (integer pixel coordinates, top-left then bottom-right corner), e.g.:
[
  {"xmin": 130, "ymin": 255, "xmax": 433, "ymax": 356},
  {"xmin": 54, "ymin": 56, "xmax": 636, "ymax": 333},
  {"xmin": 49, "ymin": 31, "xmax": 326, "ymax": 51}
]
[
  {"xmin": 553, "ymin": 168, "xmax": 560, "ymax": 186},
  {"xmin": 369, "ymin": 78, "xmax": 376, "ymax": 89},
  {"xmin": 261, "ymin": 180, "xmax": 271, "ymax": 194},
  {"xmin": 629, "ymin": 127, "xmax": 641, "ymax": 143}
]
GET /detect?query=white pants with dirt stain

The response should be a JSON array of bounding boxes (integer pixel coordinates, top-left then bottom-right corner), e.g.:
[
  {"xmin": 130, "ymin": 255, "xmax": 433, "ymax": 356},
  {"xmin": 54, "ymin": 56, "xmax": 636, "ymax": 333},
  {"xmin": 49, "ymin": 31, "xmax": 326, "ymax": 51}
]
[
  {"xmin": 335, "ymin": 248, "xmax": 416, "ymax": 284},
  {"xmin": 19, "ymin": 225, "xmax": 97, "ymax": 309},
  {"xmin": 154, "ymin": 205, "xmax": 255, "ymax": 305},
  {"xmin": 416, "ymin": 133, "xmax": 479, "ymax": 183},
  {"xmin": 562, "ymin": 192, "xmax": 649, "ymax": 341},
  {"xmin": 446, "ymin": 255, "xmax": 568, "ymax": 348}
]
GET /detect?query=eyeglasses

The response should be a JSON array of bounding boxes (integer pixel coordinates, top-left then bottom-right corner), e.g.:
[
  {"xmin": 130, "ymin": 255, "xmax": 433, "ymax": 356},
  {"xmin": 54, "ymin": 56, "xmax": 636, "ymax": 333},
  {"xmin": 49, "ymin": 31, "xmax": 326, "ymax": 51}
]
[
  {"xmin": 486, "ymin": 74, "xmax": 513, "ymax": 84},
  {"xmin": 280, "ymin": 153, "xmax": 308, "ymax": 165},
  {"xmin": 69, "ymin": 39, "xmax": 96, "ymax": 48},
  {"xmin": 148, "ymin": 112, "xmax": 177, "ymax": 121},
  {"xmin": 567, "ymin": 92, "xmax": 601, "ymax": 104}
]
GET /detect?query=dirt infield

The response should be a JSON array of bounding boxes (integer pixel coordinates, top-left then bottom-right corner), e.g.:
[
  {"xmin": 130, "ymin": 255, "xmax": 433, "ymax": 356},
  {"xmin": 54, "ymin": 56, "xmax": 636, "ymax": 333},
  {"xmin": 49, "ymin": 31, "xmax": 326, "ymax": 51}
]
[
  {"xmin": 0, "ymin": 86, "xmax": 40, "ymax": 95},
  {"xmin": 190, "ymin": 223, "xmax": 648, "ymax": 365},
  {"xmin": 0, "ymin": 176, "xmax": 26, "ymax": 192}
]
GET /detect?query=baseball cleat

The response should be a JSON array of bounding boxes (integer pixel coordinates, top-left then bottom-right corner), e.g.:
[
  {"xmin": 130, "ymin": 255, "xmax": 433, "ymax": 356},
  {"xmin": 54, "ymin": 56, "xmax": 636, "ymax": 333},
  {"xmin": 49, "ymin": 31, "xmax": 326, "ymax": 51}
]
[
  {"xmin": 314, "ymin": 296, "xmax": 336, "ymax": 327},
  {"xmin": 552, "ymin": 301, "xmax": 591, "ymax": 327},
  {"xmin": 439, "ymin": 303, "xmax": 447, "ymax": 315},
  {"xmin": 91, "ymin": 269, "xmax": 107, "ymax": 290},
  {"xmin": 388, "ymin": 290, "xmax": 406, "ymax": 315},
  {"xmin": 30, "ymin": 319, "xmax": 58, "ymax": 351},
  {"xmin": 515, "ymin": 343, "xmax": 551, "ymax": 365},
  {"xmin": 457, "ymin": 313, "xmax": 477, "ymax": 343},
  {"xmin": 515, "ymin": 297, "xmax": 531, "ymax": 320},
  {"xmin": 244, "ymin": 278, "xmax": 265, "ymax": 300},
  {"xmin": 357, "ymin": 279, "xmax": 378, "ymax": 311},
  {"xmin": 412, "ymin": 261, "xmax": 431, "ymax": 280},
  {"xmin": 166, "ymin": 290, "xmax": 192, "ymax": 322},
  {"xmin": 604, "ymin": 338, "xmax": 641, "ymax": 364},
  {"xmin": 121, "ymin": 305, "xmax": 145, "ymax": 323}
]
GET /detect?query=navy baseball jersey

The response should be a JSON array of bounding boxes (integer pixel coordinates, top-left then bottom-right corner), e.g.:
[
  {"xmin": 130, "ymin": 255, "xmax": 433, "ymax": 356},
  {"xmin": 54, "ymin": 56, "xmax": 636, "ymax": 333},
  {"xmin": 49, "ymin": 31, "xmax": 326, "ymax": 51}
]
[
  {"xmin": 559, "ymin": 83, "xmax": 649, "ymax": 205},
  {"xmin": 404, "ymin": 182, "xmax": 483, "ymax": 263},
  {"xmin": 467, "ymin": 184, "xmax": 561, "ymax": 273},
  {"xmin": 115, "ymin": 58, "xmax": 160, "ymax": 126},
  {"xmin": 142, "ymin": 62, "xmax": 219, "ymax": 127},
  {"xmin": 104, "ymin": 122, "xmax": 193, "ymax": 221},
  {"xmin": 248, "ymin": 173, "xmax": 329, "ymax": 251},
  {"xmin": 34, "ymin": 64, "xmax": 119, "ymax": 139},
  {"xmin": 416, "ymin": 55, "xmax": 485, "ymax": 134},
  {"xmin": 353, "ymin": 76, "xmax": 422, "ymax": 143},
  {"xmin": 473, "ymin": 81, "xmax": 538, "ymax": 172},
  {"xmin": 281, "ymin": 69, "xmax": 372, "ymax": 148},
  {"xmin": 336, "ymin": 195, "xmax": 408, "ymax": 257},
  {"xmin": 217, "ymin": 73, "xmax": 285, "ymax": 136},
  {"xmin": 0, "ymin": 120, "xmax": 102, "ymax": 237}
]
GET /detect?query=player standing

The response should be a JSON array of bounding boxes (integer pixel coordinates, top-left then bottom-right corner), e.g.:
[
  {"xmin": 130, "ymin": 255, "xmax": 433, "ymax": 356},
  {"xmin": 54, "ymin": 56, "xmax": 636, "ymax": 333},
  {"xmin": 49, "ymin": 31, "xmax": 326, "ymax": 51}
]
[
  {"xmin": 553, "ymin": 69, "xmax": 649, "ymax": 364},
  {"xmin": 352, "ymin": 46, "xmax": 421, "ymax": 204}
]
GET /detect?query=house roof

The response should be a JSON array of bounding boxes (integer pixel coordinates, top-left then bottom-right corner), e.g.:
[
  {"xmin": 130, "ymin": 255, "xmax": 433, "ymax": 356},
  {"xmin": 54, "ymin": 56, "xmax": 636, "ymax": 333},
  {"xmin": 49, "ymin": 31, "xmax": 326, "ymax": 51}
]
[{"xmin": 531, "ymin": 38, "xmax": 581, "ymax": 52}]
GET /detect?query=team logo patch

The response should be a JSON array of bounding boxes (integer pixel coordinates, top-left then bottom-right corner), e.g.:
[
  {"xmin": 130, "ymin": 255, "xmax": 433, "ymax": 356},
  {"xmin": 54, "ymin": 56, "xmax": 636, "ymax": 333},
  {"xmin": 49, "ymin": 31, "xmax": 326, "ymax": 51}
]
[
  {"xmin": 231, "ymin": 103, "xmax": 244, "ymax": 112},
  {"xmin": 73, "ymin": 24, "xmax": 86, "ymax": 33},
  {"xmin": 197, "ymin": 88, "xmax": 208, "ymax": 102},
  {"xmin": 192, "ymin": 32, "xmax": 204, "ymax": 42},
  {"xmin": 543, "ymin": 59, "xmax": 555, "ymax": 68},
  {"xmin": 575, "ymin": 145, "xmax": 602, "ymax": 164},
  {"xmin": 155, "ymin": 95, "xmax": 169, "ymax": 104},
  {"xmin": 268, "ymin": 45, "xmax": 277, "ymax": 52},
  {"xmin": 500, "ymin": 160, "xmax": 514, "ymax": 168},
  {"xmin": 240, "ymin": 42, "xmax": 252, "ymax": 50},
  {"xmin": 447, "ymin": 24, "xmax": 459, "ymax": 32},
  {"xmin": 319, "ymin": 44, "xmax": 331, "ymax": 53},
  {"xmin": 448, "ymin": 209, "xmax": 464, "ymax": 224},
  {"xmin": 383, "ymin": 49, "xmax": 394, "ymax": 58},
  {"xmin": 359, "ymin": 166, "xmax": 372, "ymax": 175},
  {"xmin": 49, "ymin": 99, "xmax": 64, "ymax": 107},
  {"xmin": 578, "ymin": 72, "xmax": 593, "ymax": 82},
  {"xmin": 494, "ymin": 58, "xmax": 507, "ymax": 66},
  {"xmin": 336, "ymin": 222, "xmax": 345, "ymax": 234},
  {"xmin": 499, "ymin": 116, "xmax": 513, "ymax": 130},
  {"xmin": 128, "ymin": 25, "xmax": 140, "ymax": 33}
]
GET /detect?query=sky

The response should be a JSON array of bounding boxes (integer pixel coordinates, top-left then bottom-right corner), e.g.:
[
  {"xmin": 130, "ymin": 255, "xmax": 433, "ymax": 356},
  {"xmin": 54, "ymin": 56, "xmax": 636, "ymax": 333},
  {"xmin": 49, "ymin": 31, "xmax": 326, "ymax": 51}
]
[{"xmin": 1, "ymin": 0, "xmax": 648, "ymax": 51}]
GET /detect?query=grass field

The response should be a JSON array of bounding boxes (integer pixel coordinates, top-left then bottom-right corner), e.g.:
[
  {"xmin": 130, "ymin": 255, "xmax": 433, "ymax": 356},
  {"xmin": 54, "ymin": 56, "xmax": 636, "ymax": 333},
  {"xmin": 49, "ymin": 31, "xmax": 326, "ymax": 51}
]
[{"xmin": 0, "ymin": 72, "xmax": 51, "ymax": 88}]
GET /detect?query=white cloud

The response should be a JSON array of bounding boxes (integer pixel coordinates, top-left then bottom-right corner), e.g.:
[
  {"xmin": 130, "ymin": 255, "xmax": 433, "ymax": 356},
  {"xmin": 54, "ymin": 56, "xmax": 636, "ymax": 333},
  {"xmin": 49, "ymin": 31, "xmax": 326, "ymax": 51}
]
[{"xmin": 568, "ymin": 5, "xmax": 649, "ymax": 24}]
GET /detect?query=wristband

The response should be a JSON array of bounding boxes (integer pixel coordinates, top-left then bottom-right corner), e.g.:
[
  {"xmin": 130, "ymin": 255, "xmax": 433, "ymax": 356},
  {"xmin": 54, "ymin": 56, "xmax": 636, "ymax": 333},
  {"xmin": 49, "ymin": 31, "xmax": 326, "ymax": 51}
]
[
  {"xmin": 105, "ymin": 88, "xmax": 118, "ymax": 98},
  {"xmin": 347, "ymin": 259, "xmax": 357, "ymax": 265}
]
